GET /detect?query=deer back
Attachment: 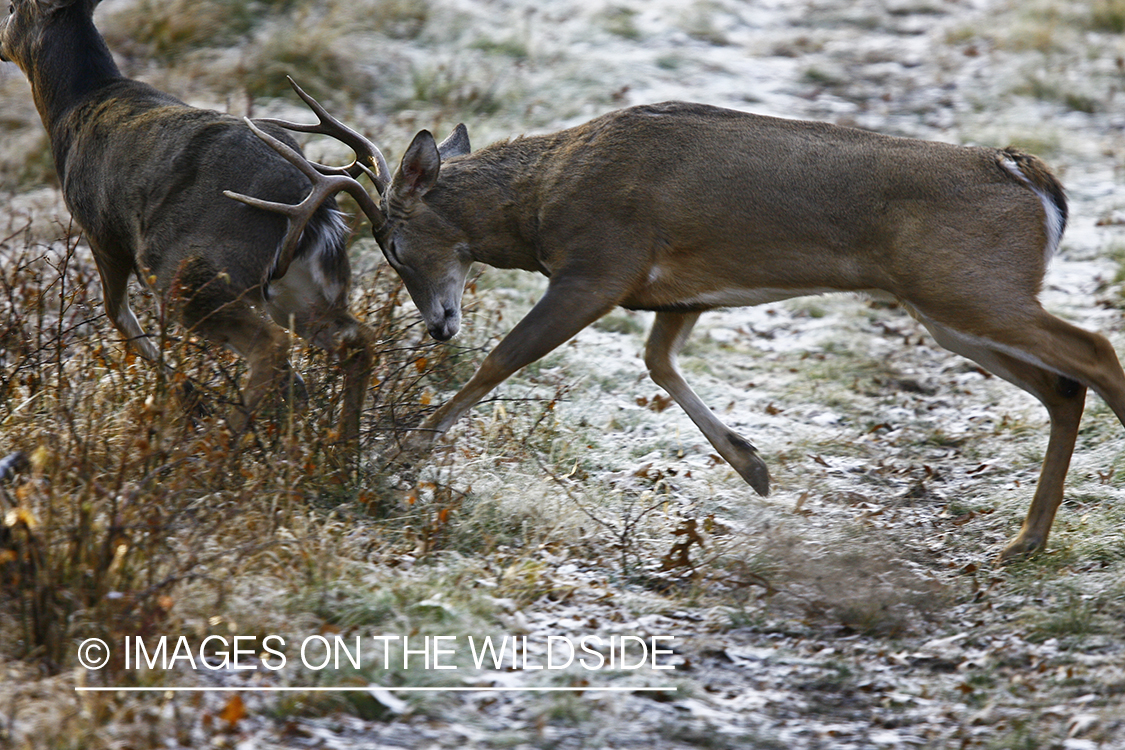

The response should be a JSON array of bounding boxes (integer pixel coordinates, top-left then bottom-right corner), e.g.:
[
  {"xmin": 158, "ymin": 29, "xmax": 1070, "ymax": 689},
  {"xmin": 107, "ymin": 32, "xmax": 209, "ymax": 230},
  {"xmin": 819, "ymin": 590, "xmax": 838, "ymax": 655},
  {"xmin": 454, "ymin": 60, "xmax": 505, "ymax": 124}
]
[
  {"xmin": 1, "ymin": 0, "xmax": 349, "ymax": 304},
  {"xmin": 63, "ymin": 83, "xmax": 343, "ymax": 290},
  {"xmin": 426, "ymin": 102, "xmax": 1056, "ymax": 316}
]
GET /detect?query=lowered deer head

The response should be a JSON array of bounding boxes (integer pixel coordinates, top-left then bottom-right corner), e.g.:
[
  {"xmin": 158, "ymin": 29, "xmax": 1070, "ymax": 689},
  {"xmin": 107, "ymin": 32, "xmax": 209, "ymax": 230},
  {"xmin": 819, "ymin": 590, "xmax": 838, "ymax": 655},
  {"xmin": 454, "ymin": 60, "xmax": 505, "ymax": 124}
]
[
  {"xmin": 229, "ymin": 81, "xmax": 474, "ymax": 344},
  {"xmin": 1, "ymin": 0, "xmax": 374, "ymax": 441},
  {"xmin": 231, "ymin": 81, "xmax": 1125, "ymax": 562}
]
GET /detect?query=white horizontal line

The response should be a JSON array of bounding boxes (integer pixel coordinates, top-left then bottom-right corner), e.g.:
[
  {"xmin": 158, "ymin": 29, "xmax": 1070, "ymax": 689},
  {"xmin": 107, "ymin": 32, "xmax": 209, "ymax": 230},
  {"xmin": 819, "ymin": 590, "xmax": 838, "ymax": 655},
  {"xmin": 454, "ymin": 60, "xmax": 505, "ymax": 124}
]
[{"xmin": 75, "ymin": 686, "xmax": 677, "ymax": 693}]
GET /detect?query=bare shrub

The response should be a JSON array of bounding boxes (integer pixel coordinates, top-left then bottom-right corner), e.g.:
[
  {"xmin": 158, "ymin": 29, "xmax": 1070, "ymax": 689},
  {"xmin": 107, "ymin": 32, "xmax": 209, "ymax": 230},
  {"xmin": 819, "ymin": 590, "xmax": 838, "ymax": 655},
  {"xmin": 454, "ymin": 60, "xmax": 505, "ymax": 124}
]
[
  {"xmin": 238, "ymin": 19, "xmax": 379, "ymax": 104},
  {"xmin": 0, "ymin": 226, "xmax": 478, "ymax": 673}
]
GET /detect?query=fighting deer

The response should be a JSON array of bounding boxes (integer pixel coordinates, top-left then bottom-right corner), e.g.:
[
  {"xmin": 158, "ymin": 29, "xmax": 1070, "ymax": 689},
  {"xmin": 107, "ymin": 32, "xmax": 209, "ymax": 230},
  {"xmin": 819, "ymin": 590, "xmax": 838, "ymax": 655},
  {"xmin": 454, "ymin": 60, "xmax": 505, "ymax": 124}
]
[
  {"xmin": 0, "ymin": 0, "xmax": 374, "ymax": 440},
  {"xmin": 230, "ymin": 81, "xmax": 1125, "ymax": 561}
]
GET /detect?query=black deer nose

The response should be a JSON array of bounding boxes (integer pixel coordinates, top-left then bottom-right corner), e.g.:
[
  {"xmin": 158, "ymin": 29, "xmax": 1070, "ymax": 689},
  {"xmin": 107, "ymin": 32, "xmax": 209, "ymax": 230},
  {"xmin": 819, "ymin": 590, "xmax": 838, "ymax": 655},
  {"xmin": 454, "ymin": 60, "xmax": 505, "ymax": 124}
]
[{"xmin": 428, "ymin": 306, "xmax": 460, "ymax": 341}]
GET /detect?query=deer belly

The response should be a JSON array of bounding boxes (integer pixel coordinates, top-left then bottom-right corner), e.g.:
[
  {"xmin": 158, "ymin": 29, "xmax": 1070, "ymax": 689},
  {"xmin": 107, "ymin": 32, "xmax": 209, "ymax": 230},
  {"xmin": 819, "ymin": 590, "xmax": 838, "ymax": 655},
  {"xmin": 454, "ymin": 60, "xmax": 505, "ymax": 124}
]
[{"xmin": 627, "ymin": 264, "xmax": 838, "ymax": 310}]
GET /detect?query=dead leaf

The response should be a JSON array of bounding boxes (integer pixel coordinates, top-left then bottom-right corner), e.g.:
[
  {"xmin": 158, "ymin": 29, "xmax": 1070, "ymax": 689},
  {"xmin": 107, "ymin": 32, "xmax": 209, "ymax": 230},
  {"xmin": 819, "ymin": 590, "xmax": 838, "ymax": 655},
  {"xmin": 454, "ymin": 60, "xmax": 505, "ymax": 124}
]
[
  {"xmin": 219, "ymin": 695, "xmax": 245, "ymax": 727},
  {"xmin": 661, "ymin": 518, "xmax": 705, "ymax": 570}
]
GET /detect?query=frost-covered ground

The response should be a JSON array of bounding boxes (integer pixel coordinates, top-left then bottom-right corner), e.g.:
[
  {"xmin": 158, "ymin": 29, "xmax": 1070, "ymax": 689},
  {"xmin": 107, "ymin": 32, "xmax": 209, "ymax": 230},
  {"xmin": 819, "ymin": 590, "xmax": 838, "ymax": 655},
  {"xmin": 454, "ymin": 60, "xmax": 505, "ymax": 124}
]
[{"xmin": 3, "ymin": 0, "xmax": 1125, "ymax": 747}]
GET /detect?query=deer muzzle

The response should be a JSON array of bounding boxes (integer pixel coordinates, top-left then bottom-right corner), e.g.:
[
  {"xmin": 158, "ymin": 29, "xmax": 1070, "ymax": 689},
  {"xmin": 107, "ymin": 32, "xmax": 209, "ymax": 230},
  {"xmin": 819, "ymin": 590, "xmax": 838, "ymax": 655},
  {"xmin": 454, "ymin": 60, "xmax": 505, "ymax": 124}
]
[{"xmin": 427, "ymin": 305, "xmax": 461, "ymax": 341}]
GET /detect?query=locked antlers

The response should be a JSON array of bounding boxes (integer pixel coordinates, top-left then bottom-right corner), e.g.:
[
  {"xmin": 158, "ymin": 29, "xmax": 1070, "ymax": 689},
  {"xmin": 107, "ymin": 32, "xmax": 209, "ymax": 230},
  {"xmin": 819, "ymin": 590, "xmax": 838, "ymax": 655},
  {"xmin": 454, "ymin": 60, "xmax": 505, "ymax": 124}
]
[{"xmin": 224, "ymin": 77, "xmax": 390, "ymax": 280}]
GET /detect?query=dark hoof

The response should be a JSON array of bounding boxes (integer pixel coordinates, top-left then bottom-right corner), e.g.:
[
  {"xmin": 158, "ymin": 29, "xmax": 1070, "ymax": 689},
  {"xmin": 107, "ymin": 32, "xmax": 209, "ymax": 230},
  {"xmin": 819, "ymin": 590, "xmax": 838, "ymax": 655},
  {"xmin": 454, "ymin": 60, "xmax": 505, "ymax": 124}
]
[
  {"xmin": 736, "ymin": 453, "xmax": 771, "ymax": 496},
  {"xmin": 726, "ymin": 433, "xmax": 771, "ymax": 496},
  {"xmin": 998, "ymin": 534, "xmax": 1045, "ymax": 564}
]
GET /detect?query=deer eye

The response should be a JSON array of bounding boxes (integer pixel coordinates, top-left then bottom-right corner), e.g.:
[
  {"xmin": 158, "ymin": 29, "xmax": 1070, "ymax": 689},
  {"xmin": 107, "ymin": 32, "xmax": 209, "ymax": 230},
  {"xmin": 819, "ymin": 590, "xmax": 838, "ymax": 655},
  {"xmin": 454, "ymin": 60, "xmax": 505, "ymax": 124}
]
[
  {"xmin": 386, "ymin": 237, "xmax": 402, "ymax": 265},
  {"xmin": 378, "ymin": 231, "xmax": 399, "ymax": 265}
]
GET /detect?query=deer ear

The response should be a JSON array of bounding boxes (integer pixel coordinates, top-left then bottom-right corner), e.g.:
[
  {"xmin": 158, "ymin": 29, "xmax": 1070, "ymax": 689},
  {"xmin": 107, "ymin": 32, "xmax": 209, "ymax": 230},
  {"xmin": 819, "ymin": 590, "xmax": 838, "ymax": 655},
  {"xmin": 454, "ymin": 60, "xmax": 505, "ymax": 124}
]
[
  {"xmin": 392, "ymin": 130, "xmax": 441, "ymax": 201},
  {"xmin": 437, "ymin": 124, "xmax": 471, "ymax": 160}
]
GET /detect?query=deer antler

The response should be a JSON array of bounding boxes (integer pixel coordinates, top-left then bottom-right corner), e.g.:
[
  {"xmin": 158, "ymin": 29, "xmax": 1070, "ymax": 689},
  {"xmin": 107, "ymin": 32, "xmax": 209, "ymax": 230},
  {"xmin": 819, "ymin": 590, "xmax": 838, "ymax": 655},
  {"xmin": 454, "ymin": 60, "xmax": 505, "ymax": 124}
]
[
  {"xmin": 257, "ymin": 77, "xmax": 391, "ymax": 192},
  {"xmin": 224, "ymin": 78, "xmax": 389, "ymax": 282}
]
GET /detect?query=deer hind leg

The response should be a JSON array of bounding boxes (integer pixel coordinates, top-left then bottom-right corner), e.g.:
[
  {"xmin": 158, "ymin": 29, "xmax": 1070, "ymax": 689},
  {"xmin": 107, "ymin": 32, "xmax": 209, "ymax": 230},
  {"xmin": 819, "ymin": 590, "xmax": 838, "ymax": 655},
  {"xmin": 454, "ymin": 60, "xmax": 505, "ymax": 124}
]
[
  {"xmin": 920, "ymin": 313, "xmax": 1111, "ymax": 561},
  {"xmin": 645, "ymin": 311, "xmax": 770, "ymax": 495},
  {"xmin": 92, "ymin": 246, "xmax": 216, "ymax": 416},
  {"xmin": 1023, "ymin": 311, "xmax": 1125, "ymax": 428},
  {"xmin": 175, "ymin": 259, "xmax": 301, "ymax": 431}
]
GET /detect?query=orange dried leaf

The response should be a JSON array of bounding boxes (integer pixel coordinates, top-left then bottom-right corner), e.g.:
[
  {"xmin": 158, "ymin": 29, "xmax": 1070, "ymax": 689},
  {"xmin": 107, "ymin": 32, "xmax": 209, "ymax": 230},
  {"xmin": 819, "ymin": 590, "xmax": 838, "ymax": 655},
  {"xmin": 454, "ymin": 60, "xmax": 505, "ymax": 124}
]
[{"xmin": 219, "ymin": 695, "xmax": 245, "ymax": 726}]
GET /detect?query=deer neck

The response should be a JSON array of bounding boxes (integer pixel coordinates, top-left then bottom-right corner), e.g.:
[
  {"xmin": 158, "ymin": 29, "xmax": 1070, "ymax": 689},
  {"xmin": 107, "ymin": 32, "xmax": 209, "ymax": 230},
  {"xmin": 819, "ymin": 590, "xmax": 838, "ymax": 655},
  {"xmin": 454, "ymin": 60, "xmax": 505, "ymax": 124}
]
[
  {"xmin": 431, "ymin": 140, "xmax": 550, "ymax": 273},
  {"xmin": 29, "ymin": 7, "xmax": 122, "ymax": 167}
]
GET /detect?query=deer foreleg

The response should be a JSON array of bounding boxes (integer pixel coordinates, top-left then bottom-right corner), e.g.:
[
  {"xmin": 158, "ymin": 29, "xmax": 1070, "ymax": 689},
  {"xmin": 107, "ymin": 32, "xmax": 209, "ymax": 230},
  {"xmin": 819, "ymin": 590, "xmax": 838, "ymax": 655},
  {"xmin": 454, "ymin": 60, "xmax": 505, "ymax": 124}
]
[
  {"xmin": 223, "ymin": 315, "xmax": 303, "ymax": 431},
  {"xmin": 645, "ymin": 311, "xmax": 770, "ymax": 495},
  {"xmin": 281, "ymin": 309, "xmax": 373, "ymax": 444},
  {"xmin": 331, "ymin": 318, "xmax": 374, "ymax": 444},
  {"xmin": 95, "ymin": 255, "xmax": 161, "ymax": 361},
  {"xmin": 403, "ymin": 274, "xmax": 620, "ymax": 453}
]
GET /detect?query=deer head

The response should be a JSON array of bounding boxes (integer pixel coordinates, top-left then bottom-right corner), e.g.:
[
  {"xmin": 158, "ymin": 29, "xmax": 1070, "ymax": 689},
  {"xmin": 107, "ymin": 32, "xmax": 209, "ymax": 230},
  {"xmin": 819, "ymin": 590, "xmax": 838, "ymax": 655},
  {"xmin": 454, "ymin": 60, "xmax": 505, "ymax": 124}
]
[
  {"xmin": 2, "ymin": 0, "xmax": 103, "ymax": 72},
  {"xmin": 227, "ymin": 78, "xmax": 473, "ymax": 341},
  {"xmin": 380, "ymin": 128, "xmax": 474, "ymax": 340}
]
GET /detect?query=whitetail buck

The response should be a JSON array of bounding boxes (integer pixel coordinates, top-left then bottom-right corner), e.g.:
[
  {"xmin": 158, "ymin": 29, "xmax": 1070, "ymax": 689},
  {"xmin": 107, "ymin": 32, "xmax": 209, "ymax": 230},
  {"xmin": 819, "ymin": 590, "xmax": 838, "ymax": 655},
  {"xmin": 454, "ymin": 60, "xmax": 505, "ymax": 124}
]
[
  {"xmin": 0, "ymin": 0, "xmax": 375, "ymax": 440},
  {"xmin": 230, "ymin": 81, "xmax": 1125, "ymax": 561}
]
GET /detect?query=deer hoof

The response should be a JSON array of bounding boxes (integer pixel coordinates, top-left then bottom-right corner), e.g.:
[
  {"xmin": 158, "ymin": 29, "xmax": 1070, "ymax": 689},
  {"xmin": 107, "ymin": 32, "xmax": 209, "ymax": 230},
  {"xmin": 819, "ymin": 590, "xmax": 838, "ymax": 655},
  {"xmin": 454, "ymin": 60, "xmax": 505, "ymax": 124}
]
[
  {"xmin": 724, "ymin": 434, "xmax": 770, "ymax": 496},
  {"xmin": 386, "ymin": 429, "xmax": 438, "ymax": 471},
  {"xmin": 403, "ymin": 428, "xmax": 438, "ymax": 455},
  {"xmin": 734, "ymin": 454, "xmax": 771, "ymax": 497},
  {"xmin": 997, "ymin": 534, "xmax": 1046, "ymax": 564}
]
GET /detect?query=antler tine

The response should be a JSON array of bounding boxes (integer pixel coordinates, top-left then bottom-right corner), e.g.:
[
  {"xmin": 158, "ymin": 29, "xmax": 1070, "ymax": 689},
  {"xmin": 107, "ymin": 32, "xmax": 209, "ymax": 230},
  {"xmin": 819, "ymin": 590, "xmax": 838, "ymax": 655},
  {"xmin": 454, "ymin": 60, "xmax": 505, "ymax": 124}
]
[
  {"xmin": 254, "ymin": 76, "xmax": 391, "ymax": 193},
  {"xmin": 225, "ymin": 117, "xmax": 386, "ymax": 281}
]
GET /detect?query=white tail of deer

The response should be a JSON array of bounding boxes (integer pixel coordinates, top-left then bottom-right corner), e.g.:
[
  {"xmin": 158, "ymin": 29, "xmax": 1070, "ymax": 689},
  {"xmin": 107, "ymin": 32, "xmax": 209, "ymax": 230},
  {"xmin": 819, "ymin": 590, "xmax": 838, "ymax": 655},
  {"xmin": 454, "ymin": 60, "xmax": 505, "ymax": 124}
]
[
  {"xmin": 0, "ymin": 0, "xmax": 374, "ymax": 441},
  {"xmin": 229, "ymin": 80, "xmax": 1125, "ymax": 562}
]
